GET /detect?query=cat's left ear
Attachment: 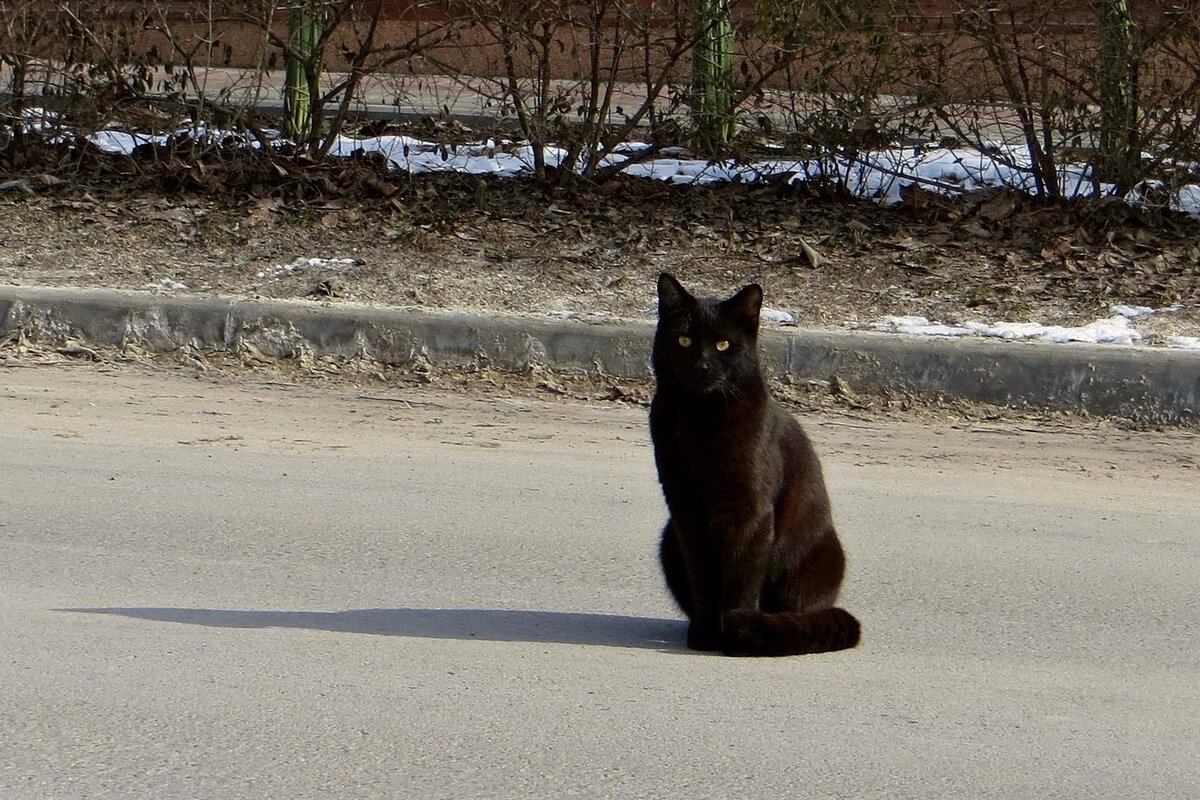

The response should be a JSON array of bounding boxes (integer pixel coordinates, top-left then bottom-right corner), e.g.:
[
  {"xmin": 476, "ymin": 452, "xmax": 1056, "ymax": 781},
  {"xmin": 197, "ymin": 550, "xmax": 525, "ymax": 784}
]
[{"xmin": 724, "ymin": 283, "xmax": 764, "ymax": 335}]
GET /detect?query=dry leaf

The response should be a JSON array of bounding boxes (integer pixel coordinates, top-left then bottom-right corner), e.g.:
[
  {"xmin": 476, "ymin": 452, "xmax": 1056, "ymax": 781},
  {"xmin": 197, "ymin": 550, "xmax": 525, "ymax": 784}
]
[
  {"xmin": 797, "ymin": 237, "xmax": 824, "ymax": 268},
  {"xmin": 978, "ymin": 191, "xmax": 1019, "ymax": 222},
  {"xmin": 1041, "ymin": 237, "xmax": 1074, "ymax": 261}
]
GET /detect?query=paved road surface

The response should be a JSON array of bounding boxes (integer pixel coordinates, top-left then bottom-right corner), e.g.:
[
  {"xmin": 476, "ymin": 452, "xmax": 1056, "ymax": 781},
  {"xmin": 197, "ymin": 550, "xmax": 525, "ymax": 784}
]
[{"xmin": 2, "ymin": 363, "xmax": 1197, "ymax": 799}]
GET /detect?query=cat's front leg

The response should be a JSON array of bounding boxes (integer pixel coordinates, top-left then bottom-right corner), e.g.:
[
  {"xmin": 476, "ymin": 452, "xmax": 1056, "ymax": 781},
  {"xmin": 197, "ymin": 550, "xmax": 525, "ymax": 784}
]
[
  {"xmin": 717, "ymin": 512, "xmax": 774, "ymax": 618},
  {"xmin": 686, "ymin": 620, "xmax": 724, "ymax": 651},
  {"xmin": 683, "ymin": 582, "xmax": 725, "ymax": 651},
  {"xmin": 675, "ymin": 524, "xmax": 724, "ymax": 651},
  {"xmin": 687, "ymin": 515, "xmax": 773, "ymax": 652}
]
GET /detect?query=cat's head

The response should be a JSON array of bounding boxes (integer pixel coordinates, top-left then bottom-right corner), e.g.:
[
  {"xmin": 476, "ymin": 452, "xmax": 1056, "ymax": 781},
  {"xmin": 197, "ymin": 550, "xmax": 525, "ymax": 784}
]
[{"xmin": 652, "ymin": 272, "xmax": 764, "ymax": 396}]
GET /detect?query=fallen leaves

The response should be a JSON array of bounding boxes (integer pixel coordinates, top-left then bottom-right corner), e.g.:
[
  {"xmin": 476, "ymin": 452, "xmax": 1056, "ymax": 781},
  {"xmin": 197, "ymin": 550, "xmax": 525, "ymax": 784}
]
[
  {"xmin": 1, "ymin": 144, "xmax": 1197, "ymax": 332},
  {"xmin": 1040, "ymin": 236, "xmax": 1075, "ymax": 262},
  {"xmin": 603, "ymin": 384, "xmax": 649, "ymax": 405},
  {"xmin": 976, "ymin": 190, "xmax": 1020, "ymax": 223}
]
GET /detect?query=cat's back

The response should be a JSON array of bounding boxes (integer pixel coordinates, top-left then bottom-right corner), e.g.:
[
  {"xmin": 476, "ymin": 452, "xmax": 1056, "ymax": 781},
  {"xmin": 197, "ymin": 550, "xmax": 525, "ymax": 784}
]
[{"xmin": 765, "ymin": 397, "xmax": 821, "ymax": 460}]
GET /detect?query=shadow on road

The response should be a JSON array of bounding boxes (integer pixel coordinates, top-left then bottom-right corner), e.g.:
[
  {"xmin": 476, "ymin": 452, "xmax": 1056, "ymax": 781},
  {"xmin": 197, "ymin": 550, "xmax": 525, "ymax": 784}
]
[{"xmin": 60, "ymin": 606, "xmax": 689, "ymax": 652}]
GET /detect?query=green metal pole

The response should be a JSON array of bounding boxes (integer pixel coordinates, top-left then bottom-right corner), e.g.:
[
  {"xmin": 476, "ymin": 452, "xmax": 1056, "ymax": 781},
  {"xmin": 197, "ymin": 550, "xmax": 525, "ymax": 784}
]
[
  {"xmin": 285, "ymin": 0, "xmax": 322, "ymax": 144},
  {"xmin": 1096, "ymin": 0, "xmax": 1137, "ymax": 190},
  {"xmin": 691, "ymin": 0, "xmax": 735, "ymax": 154}
]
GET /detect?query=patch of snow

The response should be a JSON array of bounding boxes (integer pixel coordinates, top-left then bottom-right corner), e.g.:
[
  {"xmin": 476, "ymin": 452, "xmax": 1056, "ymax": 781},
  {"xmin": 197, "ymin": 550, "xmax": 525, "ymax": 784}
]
[
  {"xmin": 1169, "ymin": 336, "xmax": 1200, "ymax": 349},
  {"xmin": 173, "ymin": 121, "xmax": 264, "ymax": 149},
  {"xmin": 873, "ymin": 316, "xmax": 972, "ymax": 337},
  {"xmin": 257, "ymin": 257, "xmax": 362, "ymax": 281},
  {"xmin": 19, "ymin": 107, "xmax": 63, "ymax": 132},
  {"xmin": 20, "ymin": 119, "xmax": 273, "ymax": 155},
  {"xmin": 760, "ymin": 307, "xmax": 795, "ymax": 325},
  {"xmin": 874, "ymin": 314, "xmax": 1143, "ymax": 345},
  {"xmin": 1172, "ymin": 185, "xmax": 1200, "ymax": 217},
  {"xmin": 87, "ymin": 129, "xmax": 170, "ymax": 155},
  {"xmin": 972, "ymin": 317, "xmax": 1141, "ymax": 344},
  {"xmin": 1111, "ymin": 304, "xmax": 1156, "ymax": 319},
  {"xmin": 329, "ymin": 132, "xmax": 1200, "ymax": 216},
  {"xmin": 1125, "ymin": 179, "xmax": 1169, "ymax": 207},
  {"xmin": 143, "ymin": 278, "xmax": 189, "ymax": 292},
  {"xmin": 608, "ymin": 142, "xmax": 655, "ymax": 155}
]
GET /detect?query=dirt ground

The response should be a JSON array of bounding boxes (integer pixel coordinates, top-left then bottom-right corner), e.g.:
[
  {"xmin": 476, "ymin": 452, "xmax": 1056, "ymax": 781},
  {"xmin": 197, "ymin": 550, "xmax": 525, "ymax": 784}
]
[
  {"xmin": 4, "ymin": 357, "xmax": 1197, "ymax": 478},
  {"xmin": 2, "ymin": 168, "xmax": 1199, "ymax": 344},
  {"xmin": 1, "ymin": 326, "xmax": 1185, "ymax": 436}
]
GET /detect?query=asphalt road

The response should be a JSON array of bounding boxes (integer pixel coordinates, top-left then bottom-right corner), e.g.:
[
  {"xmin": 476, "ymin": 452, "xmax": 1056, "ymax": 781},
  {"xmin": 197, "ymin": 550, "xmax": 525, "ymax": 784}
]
[{"xmin": 2, "ymin": 363, "xmax": 1197, "ymax": 799}]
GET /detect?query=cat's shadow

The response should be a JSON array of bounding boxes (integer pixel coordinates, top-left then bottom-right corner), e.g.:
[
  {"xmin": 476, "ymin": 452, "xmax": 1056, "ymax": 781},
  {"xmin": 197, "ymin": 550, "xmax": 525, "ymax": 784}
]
[{"xmin": 61, "ymin": 606, "xmax": 689, "ymax": 652}]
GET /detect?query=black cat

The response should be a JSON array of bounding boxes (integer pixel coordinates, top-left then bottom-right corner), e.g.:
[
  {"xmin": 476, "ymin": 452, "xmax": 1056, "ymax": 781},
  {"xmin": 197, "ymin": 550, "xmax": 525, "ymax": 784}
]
[{"xmin": 649, "ymin": 273, "xmax": 861, "ymax": 656}]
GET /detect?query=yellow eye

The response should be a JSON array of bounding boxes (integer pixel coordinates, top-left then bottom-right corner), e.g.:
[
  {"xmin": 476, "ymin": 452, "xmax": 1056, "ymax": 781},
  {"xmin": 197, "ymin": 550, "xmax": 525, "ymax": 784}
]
[
  {"xmin": 715, "ymin": 340, "xmax": 730, "ymax": 352},
  {"xmin": 678, "ymin": 335, "xmax": 692, "ymax": 347}
]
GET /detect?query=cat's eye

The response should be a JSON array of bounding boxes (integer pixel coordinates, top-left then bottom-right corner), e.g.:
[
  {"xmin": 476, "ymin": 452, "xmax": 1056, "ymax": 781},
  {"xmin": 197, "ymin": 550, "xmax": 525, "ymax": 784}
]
[
  {"xmin": 715, "ymin": 340, "xmax": 730, "ymax": 352},
  {"xmin": 678, "ymin": 335, "xmax": 693, "ymax": 347}
]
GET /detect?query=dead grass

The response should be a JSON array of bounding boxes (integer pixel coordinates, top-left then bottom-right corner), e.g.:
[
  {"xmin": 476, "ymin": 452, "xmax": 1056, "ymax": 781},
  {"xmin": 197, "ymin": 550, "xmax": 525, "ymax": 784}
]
[{"xmin": 1, "ymin": 156, "xmax": 1199, "ymax": 343}]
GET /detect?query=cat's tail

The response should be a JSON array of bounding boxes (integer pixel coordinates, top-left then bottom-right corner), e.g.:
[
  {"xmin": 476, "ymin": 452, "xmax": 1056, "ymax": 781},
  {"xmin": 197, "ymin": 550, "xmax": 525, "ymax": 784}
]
[{"xmin": 721, "ymin": 607, "xmax": 861, "ymax": 657}]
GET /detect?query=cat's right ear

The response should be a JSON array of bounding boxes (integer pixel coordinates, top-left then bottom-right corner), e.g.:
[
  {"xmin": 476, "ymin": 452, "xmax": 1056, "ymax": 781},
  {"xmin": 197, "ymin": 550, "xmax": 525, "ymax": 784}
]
[
  {"xmin": 657, "ymin": 273, "xmax": 693, "ymax": 312},
  {"xmin": 725, "ymin": 283, "xmax": 764, "ymax": 335}
]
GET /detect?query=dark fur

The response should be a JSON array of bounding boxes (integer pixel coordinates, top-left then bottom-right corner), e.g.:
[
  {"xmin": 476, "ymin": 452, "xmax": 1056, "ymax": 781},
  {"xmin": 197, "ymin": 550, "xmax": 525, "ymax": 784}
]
[{"xmin": 650, "ymin": 273, "xmax": 861, "ymax": 656}]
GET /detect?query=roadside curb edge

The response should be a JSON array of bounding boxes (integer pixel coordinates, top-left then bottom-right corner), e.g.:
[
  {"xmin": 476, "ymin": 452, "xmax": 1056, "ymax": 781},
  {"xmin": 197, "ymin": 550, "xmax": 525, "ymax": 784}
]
[{"xmin": 2, "ymin": 286, "xmax": 1196, "ymax": 425}]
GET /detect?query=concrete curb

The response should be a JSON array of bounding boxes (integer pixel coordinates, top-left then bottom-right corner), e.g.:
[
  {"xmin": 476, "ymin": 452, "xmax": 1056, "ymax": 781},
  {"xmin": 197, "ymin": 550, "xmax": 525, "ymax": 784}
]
[{"xmin": 2, "ymin": 285, "xmax": 1197, "ymax": 425}]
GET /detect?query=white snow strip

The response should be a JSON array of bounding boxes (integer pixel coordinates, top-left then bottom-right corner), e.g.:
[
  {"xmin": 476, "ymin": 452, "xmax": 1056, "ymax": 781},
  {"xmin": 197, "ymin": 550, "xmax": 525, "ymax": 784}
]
[
  {"xmin": 873, "ymin": 316, "xmax": 972, "ymax": 337},
  {"xmin": 257, "ymin": 257, "xmax": 361, "ymax": 281},
  {"xmin": 11, "ymin": 115, "xmax": 1200, "ymax": 216},
  {"xmin": 330, "ymin": 132, "xmax": 1120, "ymax": 200},
  {"xmin": 969, "ymin": 317, "xmax": 1141, "ymax": 344},
  {"xmin": 1171, "ymin": 185, "xmax": 1200, "ymax": 217},
  {"xmin": 327, "ymin": 135, "xmax": 572, "ymax": 177},
  {"xmin": 306, "ymin": 132, "xmax": 1200, "ymax": 214},
  {"xmin": 1169, "ymin": 336, "xmax": 1200, "ymax": 349},
  {"xmin": 874, "ymin": 314, "xmax": 1143, "ymax": 345}
]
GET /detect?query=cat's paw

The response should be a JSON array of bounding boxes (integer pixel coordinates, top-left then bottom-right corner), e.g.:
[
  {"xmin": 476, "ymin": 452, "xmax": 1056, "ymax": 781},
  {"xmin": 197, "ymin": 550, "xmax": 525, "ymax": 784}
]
[
  {"xmin": 720, "ymin": 609, "xmax": 766, "ymax": 656},
  {"xmin": 686, "ymin": 622, "xmax": 723, "ymax": 652}
]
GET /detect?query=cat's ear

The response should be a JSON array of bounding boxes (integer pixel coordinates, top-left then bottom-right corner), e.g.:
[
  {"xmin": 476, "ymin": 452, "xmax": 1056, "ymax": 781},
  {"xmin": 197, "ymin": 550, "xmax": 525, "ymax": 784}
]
[
  {"xmin": 657, "ymin": 273, "xmax": 694, "ymax": 312},
  {"xmin": 724, "ymin": 283, "xmax": 764, "ymax": 334}
]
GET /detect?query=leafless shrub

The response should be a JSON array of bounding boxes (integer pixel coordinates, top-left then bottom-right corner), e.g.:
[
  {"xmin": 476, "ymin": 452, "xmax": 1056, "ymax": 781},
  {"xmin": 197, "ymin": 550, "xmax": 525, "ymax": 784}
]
[
  {"xmin": 440, "ymin": 0, "xmax": 700, "ymax": 182},
  {"xmin": 216, "ymin": 1, "xmax": 459, "ymax": 153},
  {"xmin": 5, "ymin": 0, "xmax": 1200, "ymax": 202},
  {"xmin": 916, "ymin": 1, "xmax": 1200, "ymax": 198}
]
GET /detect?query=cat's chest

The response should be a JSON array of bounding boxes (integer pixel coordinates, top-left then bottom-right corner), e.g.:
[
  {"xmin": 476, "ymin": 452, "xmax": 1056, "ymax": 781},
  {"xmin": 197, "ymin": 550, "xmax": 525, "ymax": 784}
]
[
  {"xmin": 660, "ymin": 422, "xmax": 748, "ymax": 464},
  {"xmin": 651, "ymin": 405, "xmax": 762, "ymax": 487}
]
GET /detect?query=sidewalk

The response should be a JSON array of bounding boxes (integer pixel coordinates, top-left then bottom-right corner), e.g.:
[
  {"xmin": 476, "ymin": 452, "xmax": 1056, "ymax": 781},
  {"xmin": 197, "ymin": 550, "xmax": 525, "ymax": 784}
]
[
  {"xmin": 184, "ymin": 66, "xmax": 1031, "ymax": 144},
  {"xmin": 1, "ymin": 62, "xmax": 1030, "ymax": 143}
]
